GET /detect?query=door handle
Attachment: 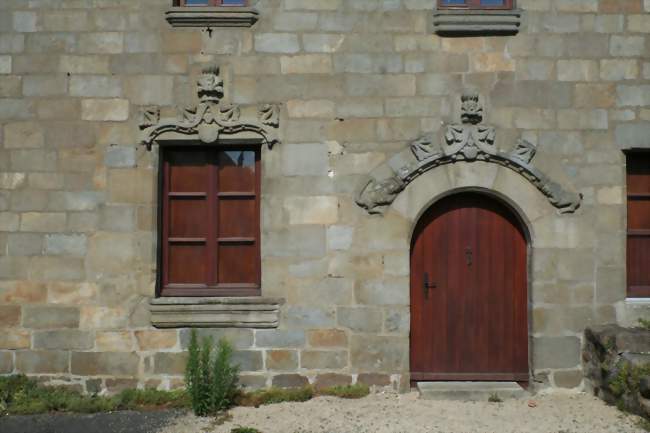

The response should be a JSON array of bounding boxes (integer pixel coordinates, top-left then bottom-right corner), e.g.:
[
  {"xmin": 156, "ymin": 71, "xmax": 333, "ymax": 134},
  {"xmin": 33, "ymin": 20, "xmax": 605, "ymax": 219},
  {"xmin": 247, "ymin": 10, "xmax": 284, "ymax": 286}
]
[{"xmin": 423, "ymin": 272, "xmax": 437, "ymax": 300}]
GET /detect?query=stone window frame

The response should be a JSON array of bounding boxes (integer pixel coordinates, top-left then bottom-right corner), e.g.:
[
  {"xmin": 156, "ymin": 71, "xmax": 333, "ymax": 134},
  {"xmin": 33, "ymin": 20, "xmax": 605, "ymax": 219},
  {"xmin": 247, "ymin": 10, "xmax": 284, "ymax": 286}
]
[
  {"xmin": 433, "ymin": 0, "xmax": 522, "ymax": 36},
  {"xmin": 437, "ymin": 0, "xmax": 515, "ymax": 10},
  {"xmin": 166, "ymin": 0, "xmax": 258, "ymax": 28}
]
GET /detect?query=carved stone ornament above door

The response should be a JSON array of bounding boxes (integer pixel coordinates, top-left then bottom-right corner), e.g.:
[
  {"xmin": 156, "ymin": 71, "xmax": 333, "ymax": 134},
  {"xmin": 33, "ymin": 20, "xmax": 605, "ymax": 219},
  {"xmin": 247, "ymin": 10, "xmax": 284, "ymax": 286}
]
[
  {"xmin": 355, "ymin": 91, "xmax": 583, "ymax": 215},
  {"xmin": 139, "ymin": 66, "xmax": 280, "ymax": 150}
]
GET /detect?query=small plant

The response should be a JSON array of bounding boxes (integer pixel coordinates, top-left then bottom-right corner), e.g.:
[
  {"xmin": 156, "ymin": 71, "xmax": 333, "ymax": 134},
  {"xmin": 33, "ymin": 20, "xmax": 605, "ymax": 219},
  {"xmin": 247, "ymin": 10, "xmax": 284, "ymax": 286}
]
[
  {"xmin": 637, "ymin": 418, "xmax": 650, "ymax": 432},
  {"xmin": 319, "ymin": 384, "xmax": 370, "ymax": 399},
  {"xmin": 231, "ymin": 427, "xmax": 262, "ymax": 433},
  {"xmin": 488, "ymin": 392, "xmax": 503, "ymax": 403},
  {"xmin": 238, "ymin": 387, "xmax": 314, "ymax": 407},
  {"xmin": 185, "ymin": 329, "xmax": 240, "ymax": 416},
  {"xmin": 639, "ymin": 318, "xmax": 650, "ymax": 331}
]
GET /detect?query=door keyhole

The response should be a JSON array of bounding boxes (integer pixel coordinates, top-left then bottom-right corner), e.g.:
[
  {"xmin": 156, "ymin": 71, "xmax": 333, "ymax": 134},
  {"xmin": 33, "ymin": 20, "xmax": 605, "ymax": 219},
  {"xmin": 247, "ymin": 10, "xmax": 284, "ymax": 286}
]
[{"xmin": 465, "ymin": 247, "xmax": 473, "ymax": 266}]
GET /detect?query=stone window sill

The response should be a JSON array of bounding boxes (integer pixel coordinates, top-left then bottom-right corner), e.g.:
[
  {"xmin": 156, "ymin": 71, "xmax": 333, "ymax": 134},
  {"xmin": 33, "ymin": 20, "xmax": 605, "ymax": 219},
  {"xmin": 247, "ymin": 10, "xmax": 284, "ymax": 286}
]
[
  {"xmin": 150, "ymin": 297, "xmax": 283, "ymax": 328},
  {"xmin": 433, "ymin": 9, "xmax": 522, "ymax": 36},
  {"xmin": 166, "ymin": 6, "xmax": 259, "ymax": 28}
]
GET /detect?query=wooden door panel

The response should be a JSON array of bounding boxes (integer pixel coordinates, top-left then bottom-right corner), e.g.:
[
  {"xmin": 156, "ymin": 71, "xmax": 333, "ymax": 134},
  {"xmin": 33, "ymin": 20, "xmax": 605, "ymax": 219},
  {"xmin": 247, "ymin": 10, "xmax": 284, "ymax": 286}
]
[
  {"xmin": 410, "ymin": 193, "xmax": 528, "ymax": 380},
  {"xmin": 218, "ymin": 242, "xmax": 257, "ymax": 284},
  {"xmin": 218, "ymin": 198, "xmax": 256, "ymax": 238},
  {"xmin": 169, "ymin": 198, "xmax": 208, "ymax": 238},
  {"xmin": 168, "ymin": 243, "xmax": 207, "ymax": 284},
  {"xmin": 168, "ymin": 151, "xmax": 209, "ymax": 192},
  {"xmin": 218, "ymin": 150, "xmax": 256, "ymax": 192}
]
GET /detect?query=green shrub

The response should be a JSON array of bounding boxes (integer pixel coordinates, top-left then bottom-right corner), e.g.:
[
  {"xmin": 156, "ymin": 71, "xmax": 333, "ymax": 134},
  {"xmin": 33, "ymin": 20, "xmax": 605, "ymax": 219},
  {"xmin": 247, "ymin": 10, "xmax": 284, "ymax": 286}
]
[
  {"xmin": 185, "ymin": 329, "xmax": 240, "ymax": 416},
  {"xmin": 318, "ymin": 384, "xmax": 370, "ymax": 399}
]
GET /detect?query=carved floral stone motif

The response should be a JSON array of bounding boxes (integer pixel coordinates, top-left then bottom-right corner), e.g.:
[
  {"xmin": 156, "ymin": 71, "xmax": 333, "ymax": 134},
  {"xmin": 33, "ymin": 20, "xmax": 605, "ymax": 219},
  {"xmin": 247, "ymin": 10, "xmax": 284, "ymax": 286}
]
[
  {"xmin": 139, "ymin": 66, "xmax": 281, "ymax": 150},
  {"xmin": 356, "ymin": 91, "xmax": 582, "ymax": 215}
]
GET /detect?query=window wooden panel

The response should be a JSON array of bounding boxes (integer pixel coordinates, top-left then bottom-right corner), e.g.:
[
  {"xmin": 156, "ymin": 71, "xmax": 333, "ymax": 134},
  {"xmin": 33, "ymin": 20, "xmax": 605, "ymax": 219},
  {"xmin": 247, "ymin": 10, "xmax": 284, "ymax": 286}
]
[
  {"xmin": 626, "ymin": 152, "xmax": 650, "ymax": 298},
  {"xmin": 160, "ymin": 146, "xmax": 261, "ymax": 297},
  {"xmin": 438, "ymin": 0, "xmax": 514, "ymax": 9},
  {"xmin": 174, "ymin": 0, "xmax": 247, "ymax": 6}
]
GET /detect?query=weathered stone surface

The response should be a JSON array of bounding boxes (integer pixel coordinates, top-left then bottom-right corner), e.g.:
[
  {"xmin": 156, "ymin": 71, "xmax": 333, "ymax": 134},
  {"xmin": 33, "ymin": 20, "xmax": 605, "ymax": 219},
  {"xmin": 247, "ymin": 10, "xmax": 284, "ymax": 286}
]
[
  {"xmin": 44, "ymin": 234, "xmax": 87, "ymax": 256},
  {"xmin": 255, "ymin": 34, "xmax": 299, "ymax": 53},
  {"xmin": 233, "ymin": 350, "xmax": 263, "ymax": 371},
  {"xmin": 72, "ymin": 352, "xmax": 139, "ymax": 376},
  {"xmin": 81, "ymin": 99, "xmax": 129, "ymax": 121},
  {"xmin": 271, "ymin": 374, "xmax": 309, "ymax": 388},
  {"xmin": 0, "ymin": 351, "xmax": 13, "ymax": 374},
  {"xmin": 337, "ymin": 307, "xmax": 382, "ymax": 333},
  {"xmin": 266, "ymin": 350, "xmax": 299, "ymax": 371},
  {"xmin": 0, "ymin": 331, "xmax": 30, "ymax": 349},
  {"xmin": 180, "ymin": 328, "xmax": 253, "ymax": 350},
  {"xmin": 314, "ymin": 373, "xmax": 351, "ymax": 390},
  {"xmin": 307, "ymin": 329, "xmax": 347, "ymax": 348},
  {"xmin": 255, "ymin": 330, "xmax": 305, "ymax": 348},
  {"xmin": 153, "ymin": 352, "xmax": 187, "ymax": 375},
  {"xmin": 357, "ymin": 373, "xmax": 391, "ymax": 387},
  {"xmin": 281, "ymin": 143, "xmax": 329, "ymax": 177},
  {"xmin": 4, "ymin": 122, "xmax": 44, "ymax": 149},
  {"xmin": 23, "ymin": 306, "xmax": 80, "ymax": 329},
  {"xmin": 95, "ymin": 331, "xmax": 134, "ymax": 352},
  {"xmin": 135, "ymin": 330, "xmax": 178, "ymax": 351},
  {"xmin": 301, "ymin": 350, "xmax": 347, "ymax": 369},
  {"xmin": 533, "ymin": 336, "xmax": 581, "ymax": 369},
  {"xmin": 350, "ymin": 335, "xmax": 408, "ymax": 372},
  {"xmin": 0, "ymin": 305, "xmax": 21, "ymax": 327},
  {"xmin": 33, "ymin": 330, "xmax": 94, "ymax": 350},
  {"xmin": 16, "ymin": 351, "xmax": 69, "ymax": 374},
  {"xmin": 554, "ymin": 369, "xmax": 583, "ymax": 388}
]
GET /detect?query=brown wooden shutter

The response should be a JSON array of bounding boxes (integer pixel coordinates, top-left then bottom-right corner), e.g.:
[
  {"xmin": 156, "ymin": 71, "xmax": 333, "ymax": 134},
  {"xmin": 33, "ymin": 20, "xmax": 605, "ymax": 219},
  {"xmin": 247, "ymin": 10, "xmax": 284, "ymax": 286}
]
[
  {"xmin": 160, "ymin": 146, "xmax": 260, "ymax": 297},
  {"xmin": 627, "ymin": 152, "xmax": 650, "ymax": 298}
]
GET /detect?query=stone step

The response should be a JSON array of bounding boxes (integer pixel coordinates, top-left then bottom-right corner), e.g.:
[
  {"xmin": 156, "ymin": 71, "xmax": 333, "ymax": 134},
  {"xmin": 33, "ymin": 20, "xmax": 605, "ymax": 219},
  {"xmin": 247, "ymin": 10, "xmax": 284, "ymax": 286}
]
[{"xmin": 417, "ymin": 381, "xmax": 529, "ymax": 401}]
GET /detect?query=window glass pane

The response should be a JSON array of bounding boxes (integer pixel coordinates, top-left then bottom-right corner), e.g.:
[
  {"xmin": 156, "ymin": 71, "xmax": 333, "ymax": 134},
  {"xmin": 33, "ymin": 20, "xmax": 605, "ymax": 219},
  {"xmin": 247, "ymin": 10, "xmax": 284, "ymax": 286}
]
[
  {"xmin": 440, "ymin": 0, "xmax": 467, "ymax": 5},
  {"xmin": 480, "ymin": 0, "xmax": 505, "ymax": 5},
  {"xmin": 218, "ymin": 150, "xmax": 256, "ymax": 192},
  {"xmin": 184, "ymin": 0, "xmax": 210, "ymax": 5}
]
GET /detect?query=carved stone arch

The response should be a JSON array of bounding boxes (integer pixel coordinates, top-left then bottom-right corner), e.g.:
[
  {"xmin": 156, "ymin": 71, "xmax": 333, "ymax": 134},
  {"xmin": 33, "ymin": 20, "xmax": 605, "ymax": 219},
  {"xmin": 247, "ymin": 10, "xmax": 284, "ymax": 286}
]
[
  {"xmin": 139, "ymin": 65, "xmax": 281, "ymax": 150},
  {"xmin": 355, "ymin": 91, "xmax": 582, "ymax": 217}
]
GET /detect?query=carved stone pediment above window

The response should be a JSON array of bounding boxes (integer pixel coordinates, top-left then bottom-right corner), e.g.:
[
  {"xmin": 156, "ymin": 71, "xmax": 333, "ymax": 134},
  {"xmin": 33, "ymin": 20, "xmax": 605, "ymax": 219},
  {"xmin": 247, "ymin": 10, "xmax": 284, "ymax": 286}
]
[
  {"xmin": 166, "ymin": 6, "xmax": 259, "ymax": 28},
  {"xmin": 139, "ymin": 66, "xmax": 280, "ymax": 150},
  {"xmin": 433, "ymin": 9, "xmax": 522, "ymax": 36},
  {"xmin": 355, "ymin": 91, "xmax": 583, "ymax": 216}
]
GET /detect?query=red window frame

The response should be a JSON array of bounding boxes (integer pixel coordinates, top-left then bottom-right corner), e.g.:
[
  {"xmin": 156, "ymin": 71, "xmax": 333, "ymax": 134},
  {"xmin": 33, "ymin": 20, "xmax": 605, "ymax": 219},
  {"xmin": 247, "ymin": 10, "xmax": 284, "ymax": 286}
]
[
  {"xmin": 437, "ymin": 0, "xmax": 514, "ymax": 9},
  {"xmin": 158, "ymin": 145, "xmax": 261, "ymax": 298},
  {"xmin": 174, "ymin": 0, "xmax": 248, "ymax": 6},
  {"xmin": 626, "ymin": 151, "xmax": 650, "ymax": 298}
]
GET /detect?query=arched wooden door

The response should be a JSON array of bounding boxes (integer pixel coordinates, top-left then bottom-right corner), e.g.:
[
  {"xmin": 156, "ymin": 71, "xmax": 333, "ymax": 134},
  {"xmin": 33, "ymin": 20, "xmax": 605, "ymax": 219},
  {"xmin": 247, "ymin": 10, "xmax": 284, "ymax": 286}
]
[{"xmin": 410, "ymin": 192, "xmax": 529, "ymax": 382}]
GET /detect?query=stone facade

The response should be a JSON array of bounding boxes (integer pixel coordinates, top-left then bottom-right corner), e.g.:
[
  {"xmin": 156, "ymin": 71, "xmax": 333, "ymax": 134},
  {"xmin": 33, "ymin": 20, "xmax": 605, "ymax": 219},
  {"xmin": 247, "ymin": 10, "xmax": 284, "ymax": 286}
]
[{"xmin": 0, "ymin": 0, "xmax": 650, "ymax": 394}]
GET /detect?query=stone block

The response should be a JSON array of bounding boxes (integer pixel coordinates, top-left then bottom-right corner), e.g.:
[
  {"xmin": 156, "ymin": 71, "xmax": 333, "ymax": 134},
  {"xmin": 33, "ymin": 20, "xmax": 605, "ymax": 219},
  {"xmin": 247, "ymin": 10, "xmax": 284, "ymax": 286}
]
[
  {"xmin": 271, "ymin": 374, "xmax": 309, "ymax": 388},
  {"xmin": 356, "ymin": 278, "xmax": 409, "ymax": 306},
  {"xmin": 0, "ymin": 77, "xmax": 21, "ymax": 98},
  {"xmin": 333, "ymin": 53, "xmax": 402, "ymax": 74},
  {"xmin": 153, "ymin": 352, "xmax": 187, "ymax": 375},
  {"xmin": 233, "ymin": 350, "xmax": 263, "ymax": 371},
  {"xmin": 384, "ymin": 307, "xmax": 410, "ymax": 334},
  {"xmin": 307, "ymin": 329, "xmax": 347, "ymax": 348},
  {"xmin": 33, "ymin": 330, "xmax": 94, "ymax": 350},
  {"xmin": 600, "ymin": 59, "xmax": 639, "ymax": 81},
  {"xmin": 557, "ymin": 60, "xmax": 598, "ymax": 81},
  {"xmin": 350, "ymin": 335, "xmax": 408, "ymax": 372},
  {"xmin": 255, "ymin": 329, "xmax": 305, "ymax": 348},
  {"xmin": 10, "ymin": 190, "xmax": 48, "ymax": 212},
  {"xmin": 28, "ymin": 173, "xmax": 65, "ymax": 190},
  {"xmin": 283, "ymin": 306, "xmax": 335, "ymax": 329},
  {"xmin": 239, "ymin": 375, "xmax": 267, "ymax": 390},
  {"xmin": 95, "ymin": 331, "xmax": 134, "ymax": 352},
  {"xmin": 16, "ymin": 351, "xmax": 69, "ymax": 374},
  {"xmin": 617, "ymin": 85, "xmax": 650, "ymax": 107},
  {"xmin": 47, "ymin": 282, "xmax": 97, "ymax": 305},
  {"xmin": 303, "ymin": 34, "xmax": 346, "ymax": 53},
  {"xmin": 596, "ymin": 266, "xmax": 626, "ymax": 304},
  {"xmin": 284, "ymin": 196, "xmax": 338, "ymax": 225},
  {"xmin": 286, "ymin": 100, "xmax": 335, "ymax": 119},
  {"xmin": 0, "ymin": 331, "xmax": 30, "ymax": 349},
  {"xmin": 266, "ymin": 350, "xmax": 299, "ymax": 371},
  {"xmin": 59, "ymin": 55, "xmax": 110, "ymax": 74},
  {"xmin": 49, "ymin": 192, "xmax": 103, "ymax": 212},
  {"xmin": 135, "ymin": 330, "xmax": 178, "ymax": 351},
  {"xmin": 616, "ymin": 123, "xmax": 650, "ymax": 149},
  {"xmin": 179, "ymin": 328, "xmax": 254, "ymax": 350},
  {"xmin": 45, "ymin": 234, "xmax": 87, "ymax": 256},
  {"xmin": 23, "ymin": 306, "xmax": 80, "ymax": 329},
  {"xmin": 100, "ymin": 205, "xmax": 136, "ymax": 232},
  {"xmin": 533, "ymin": 336, "xmax": 581, "ymax": 369},
  {"xmin": 4, "ymin": 122, "xmax": 44, "ymax": 149},
  {"xmin": 472, "ymin": 52, "xmax": 514, "ymax": 73},
  {"xmin": 0, "ymin": 212, "xmax": 19, "ymax": 231},
  {"xmin": 124, "ymin": 33, "xmax": 161, "ymax": 53},
  {"xmin": 301, "ymin": 350, "xmax": 347, "ymax": 369},
  {"xmin": 265, "ymin": 226, "xmax": 326, "ymax": 258},
  {"xmin": 326, "ymin": 226, "xmax": 353, "ymax": 251},
  {"xmin": 557, "ymin": 109, "xmax": 608, "ymax": 130},
  {"xmin": 314, "ymin": 373, "xmax": 351, "ymax": 390},
  {"xmin": 255, "ymin": 33, "xmax": 300, "ymax": 54},
  {"xmin": 610, "ymin": 35, "xmax": 645, "ymax": 57},
  {"xmin": 72, "ymin": 352, "xmax": 139, "ymax": 376},
  {"xmin": 28, "ymin": 256, "xmax": 85, "ymax": 282},
  {"xmin": 0, "ymin": 305, "xmax": 21, "ymax": 327},
  {"xmin": 281, "ymin": 55, "xmax": 332, "ymax": 74},
  {"xmin": 22, "ymin": 75, "xmax": 67, "ymax": 97},
  {"xmin": 0, "ymin": 281, "xmax": 47, "ymax": 304},
  {"xmin": 554, "ymin": 369, "xmax": 582, "ymax": 389},
  {"xmin": 70, "ymin": 76, "xmax": 122, "ymax": 98},
  {"xmin": 346, "ymin": 74, "xmax": 415, "ymax": 97},
  {"xmin": 337, "ymin": 307, "xmax": 382, "ymax": 333},
  {"xmin": 123, "ymin": 75, "xmax": 174, "ymax": 106},
  {"xmin": 86, "ymin": 232, "xmax": 137, "ymax": 279},
  {"xmin": 7, "ymin": 233, "xmax": 42, "ymax": 256},
  {"xmin": 574, "ymin": 84, "xmax": 615, "ymax": 108},
  {"xmin": 357, "ymin": 373, "xmax": 391, "ymax": 387},
  {"xmin": 78, "ymin": 33, "xmax": 124, "ymax": 54},
  {"xmin": 326, "ymin": 119, "xmax": 377, "ymax": 142},
  {"xmin": 0, "ymin": 351, "xmax": 12, "ymax": 374},
  {"xmin": 336, "ymin": 98, "xmax": 384, "ymax": 117},
  {"xmin": 81, "ymin": 99, "xmax": 129, "ymax": 121},
  {"xmin": 0, "ymin": 56, "xmax": 11, "ymax": 74},
  {"xmin": 108, "ymin": 169, "xmax": 154, "ymax": 204},
  {"xmin": 385, "ymin": 97, "xmax": 440, "ymax": 117}
]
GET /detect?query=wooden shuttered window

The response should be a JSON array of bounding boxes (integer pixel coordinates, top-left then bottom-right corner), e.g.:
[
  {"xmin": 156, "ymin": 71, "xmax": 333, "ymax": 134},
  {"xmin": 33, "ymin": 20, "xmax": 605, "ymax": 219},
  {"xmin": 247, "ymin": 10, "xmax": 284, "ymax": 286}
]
[
  {"xmin": 438, "ymin": 0, "xmax": 514, "ymax": 9},
  {"xmin": 160, "ymin": 147, "xmax": 260, "ymax": 297},
  {"xmin": 174, "ymin": 0, "xmax": 247, "ymax": 6},
  {"xmin": 627, "ymin": 152, "xmax": 650, "ymax": 298}
]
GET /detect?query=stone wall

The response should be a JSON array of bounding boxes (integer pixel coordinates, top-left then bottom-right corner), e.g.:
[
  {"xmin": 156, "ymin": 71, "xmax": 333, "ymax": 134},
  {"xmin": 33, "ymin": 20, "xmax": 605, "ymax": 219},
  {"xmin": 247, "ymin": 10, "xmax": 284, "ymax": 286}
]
[{"xmin": 0, "ymin": 0, "xmax": 649, "ymax": 393}]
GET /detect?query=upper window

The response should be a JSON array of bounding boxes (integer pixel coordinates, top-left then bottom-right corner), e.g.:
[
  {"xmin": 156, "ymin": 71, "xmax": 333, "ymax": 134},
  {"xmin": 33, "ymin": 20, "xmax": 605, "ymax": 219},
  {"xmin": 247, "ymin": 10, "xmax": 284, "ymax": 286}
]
[
  {"xmin": 626, "ymin": 152, "xmax": 650, "ymax": 298},
  {"xmin": 160, "ymin": 146, "xmax": 261, "ymax": 298},
  {"xmin": 174, "ymin": 0, "xmax": 247, "ymax": 5},
  {"xmin": 438, "ymin": 0, "xmax": 514, "ymax": 9}
]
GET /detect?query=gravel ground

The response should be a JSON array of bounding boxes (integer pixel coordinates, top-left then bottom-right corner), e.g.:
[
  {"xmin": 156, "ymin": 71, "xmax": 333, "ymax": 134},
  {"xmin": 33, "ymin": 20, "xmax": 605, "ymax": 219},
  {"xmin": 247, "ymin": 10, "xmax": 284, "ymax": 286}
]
[{"xmin": 162, "ymin": 391, "xmax": 647, "ymax": 433}]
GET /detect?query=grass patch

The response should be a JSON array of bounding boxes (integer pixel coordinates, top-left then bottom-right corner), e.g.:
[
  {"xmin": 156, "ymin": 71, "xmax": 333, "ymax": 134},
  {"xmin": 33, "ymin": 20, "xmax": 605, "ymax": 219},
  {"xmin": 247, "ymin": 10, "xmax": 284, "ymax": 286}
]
[
  {"xmin": 637, "ymin": 418, "xmax": 650, "ymax": 432},
  {"xmin": 238, "ymin": 387, "xmax": 314, "ymax": 407},
  {"xmin": 231, "ymin": 427, "xmax": 262, "ymax": 433},
  {"xmin": 488, "ymin": 392, "xmax": 503, "ymax": 403},
  {"xmin": 318, "ymin": 384, "xmax": 370, "ymax": 399},
  {"xmin": 0, "ymin": 375, "xmax": 189, "ymax": 416}
]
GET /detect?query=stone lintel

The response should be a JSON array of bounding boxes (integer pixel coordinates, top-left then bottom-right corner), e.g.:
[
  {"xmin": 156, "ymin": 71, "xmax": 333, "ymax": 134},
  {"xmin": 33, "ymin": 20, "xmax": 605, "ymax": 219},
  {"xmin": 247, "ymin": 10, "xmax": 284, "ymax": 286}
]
[
  {"xmin": 166, "ymin": 7, "xmax": 259, "ymax": 28},
  {"xmin": 433, "ymin": 9, "xmax": 522, "ymax": 36},
  {"xmin": 150, "ymin": 297, "xmax": 284, "ymax": 329}
]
